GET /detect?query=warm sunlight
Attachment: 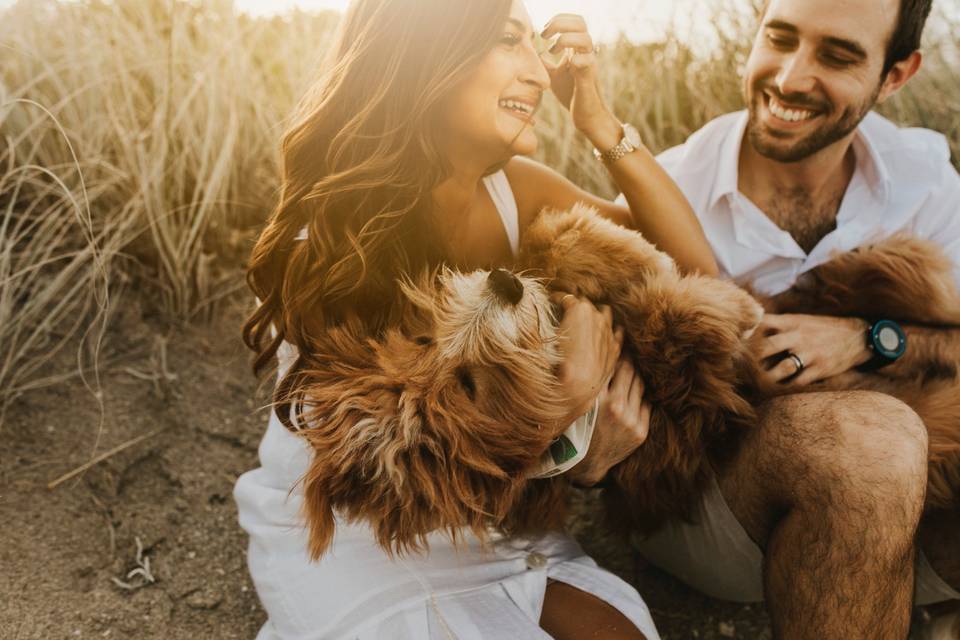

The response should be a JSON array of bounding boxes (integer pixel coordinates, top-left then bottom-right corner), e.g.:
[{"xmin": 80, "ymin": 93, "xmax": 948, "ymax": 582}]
[{"xmin": 233, "ymin": 0, "xmax": 751, "ymax": 43}]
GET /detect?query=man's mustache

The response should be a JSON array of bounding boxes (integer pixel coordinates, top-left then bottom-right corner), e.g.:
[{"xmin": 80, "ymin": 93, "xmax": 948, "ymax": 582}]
[{"xmin": 753, "ymin": 81, "xmax": 832, "ymax": 113}]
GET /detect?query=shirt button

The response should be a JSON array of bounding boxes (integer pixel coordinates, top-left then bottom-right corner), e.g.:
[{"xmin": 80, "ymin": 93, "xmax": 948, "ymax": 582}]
[{"xmin": 525, "ymin": 552, "xmax": 548, "ymax": 570}]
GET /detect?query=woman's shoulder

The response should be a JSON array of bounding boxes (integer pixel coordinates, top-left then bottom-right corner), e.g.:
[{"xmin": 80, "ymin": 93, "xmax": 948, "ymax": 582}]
[
  {"xmin": 502, "ymin": 157, "xmax": 575, "ymax": 233},
  {"xmin": 502, "ymin": 157, "xmax": 633, "ymax": 234}
]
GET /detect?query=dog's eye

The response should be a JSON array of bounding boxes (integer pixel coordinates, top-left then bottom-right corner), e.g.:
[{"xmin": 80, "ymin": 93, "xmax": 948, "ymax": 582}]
[
  {"xmin": 414, "ymin": 336, "xmax": 433, "ymax": 346},
  {"xmin": 455, "ymin": 366, "xmax": 476, "ymax": 400}
]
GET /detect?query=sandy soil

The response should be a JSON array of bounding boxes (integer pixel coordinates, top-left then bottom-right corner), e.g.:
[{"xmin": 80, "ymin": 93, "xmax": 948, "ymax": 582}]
[{"xmin": 0, "ymin": 297, "xmax": 934, "ymax": 639}]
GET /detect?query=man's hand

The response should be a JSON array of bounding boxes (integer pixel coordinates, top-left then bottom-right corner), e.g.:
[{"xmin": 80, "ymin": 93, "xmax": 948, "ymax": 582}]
[
  {"xmin": 567, "ymin": 357, "xmax": 651, "ymax": 487},
  {"xmin": 755, "ymin": 313, "xmax": 872, "ymax": 387}
]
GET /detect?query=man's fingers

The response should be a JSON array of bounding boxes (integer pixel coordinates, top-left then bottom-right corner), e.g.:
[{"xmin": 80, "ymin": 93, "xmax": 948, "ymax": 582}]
[
  {"xmin": 784, "ymin": 365, "xmax": 823, "ymax": 388},
  {"xmin": 759, "ymin": 313, "xmax": 789, "ymax": 333},
  {"xmin": 768, "ymin": 354, "xmax": 805, "ymax": 383},
  {"xmin": 540, "ymin": 14, "xmax": 588, "ymax": 38},
  {"xmin": 758, "ymin": 332, "xmax": 797, "ymax": 360}
]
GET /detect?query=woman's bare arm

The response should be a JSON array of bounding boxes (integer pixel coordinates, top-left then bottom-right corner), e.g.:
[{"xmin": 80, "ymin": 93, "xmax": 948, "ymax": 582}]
[{"xmin": 506, "ymin": 155, "xmax": 718, "ymax": 277}]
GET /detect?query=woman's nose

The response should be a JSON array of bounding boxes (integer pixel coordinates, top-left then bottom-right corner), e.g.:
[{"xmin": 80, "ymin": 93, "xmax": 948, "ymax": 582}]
[
  {"xmin": 521, "ymin": 48, "xmax": 551, "ymax": 91},
  {"xmin": 488, "ymin": 268, "xmax": 524, "ymax": 305}
]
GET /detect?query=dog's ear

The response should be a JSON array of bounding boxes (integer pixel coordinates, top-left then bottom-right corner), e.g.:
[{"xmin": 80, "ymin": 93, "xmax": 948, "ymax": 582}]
[{"xmin": 301, "ymin": 462, "xmax": 338, "ymax": 560}]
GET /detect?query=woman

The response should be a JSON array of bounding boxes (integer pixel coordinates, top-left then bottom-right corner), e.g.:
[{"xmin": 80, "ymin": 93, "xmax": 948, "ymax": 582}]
[{"xmin": 236, "ymin": 0, "xmax": 719, "ymax": 637}]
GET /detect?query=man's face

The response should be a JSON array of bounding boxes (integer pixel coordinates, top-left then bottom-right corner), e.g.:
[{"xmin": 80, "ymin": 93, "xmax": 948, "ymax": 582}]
[{"xmin": 743, "ymin": 0, "xmax": 899, "ymax": 163}]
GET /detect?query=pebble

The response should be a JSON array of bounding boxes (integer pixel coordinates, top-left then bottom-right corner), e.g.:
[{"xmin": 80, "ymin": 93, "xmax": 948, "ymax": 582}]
[{"xmin": 186, "ymin": 587, "xmax": 223, "ymax": 610}]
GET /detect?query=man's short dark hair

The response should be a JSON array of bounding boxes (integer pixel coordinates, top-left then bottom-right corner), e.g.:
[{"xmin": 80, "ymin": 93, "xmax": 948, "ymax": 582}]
[
  {"xmin": 757, "ymin": 0, "xmax": 933, "ymax": 76},
  {"xmin": 884, "ymin": 0, "xmax": 933, "ymax": 75}
]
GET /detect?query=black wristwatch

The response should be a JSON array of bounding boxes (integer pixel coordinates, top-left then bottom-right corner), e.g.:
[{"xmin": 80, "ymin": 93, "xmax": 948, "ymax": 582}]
[{"xmin": 860, "ymin": 319, "xmax": 907, "ymax": 371}]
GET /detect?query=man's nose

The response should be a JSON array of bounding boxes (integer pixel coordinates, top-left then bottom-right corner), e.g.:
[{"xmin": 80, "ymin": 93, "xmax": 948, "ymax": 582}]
[
  {"xmin": 488, "ymin": 268, "xmax": 524, "ymax": 305},
  {"xmin": 776, "ymin": 48, "xmax": 817, "ymax": 97}
]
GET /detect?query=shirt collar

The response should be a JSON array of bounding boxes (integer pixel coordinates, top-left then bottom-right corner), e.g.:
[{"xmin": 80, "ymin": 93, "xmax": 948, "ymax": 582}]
[
  {"xmin": 707, "ymin": 111, "xmax": 749, "ymax": 211},
  {"xmin": 850, "ymin": 114, "xmax": 891, "ymax": 206},
  {"xmin": 708, "ymin": 110, "xmax": 892, "ymax": 210}
]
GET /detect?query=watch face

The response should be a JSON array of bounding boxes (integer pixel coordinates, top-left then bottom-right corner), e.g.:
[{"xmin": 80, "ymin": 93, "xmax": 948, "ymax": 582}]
[
  {"xmin": 877, "ymin": 326, "xmax": 901, "ymax": 352},
  {"xmin": 623, "ymin": 123, "xmax": 642, "ymax": 148}
]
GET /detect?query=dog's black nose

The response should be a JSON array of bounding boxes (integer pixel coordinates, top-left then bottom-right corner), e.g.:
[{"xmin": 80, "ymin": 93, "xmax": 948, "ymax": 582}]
[{"xmin": 488, "ymin": 268, "xmax": 524, "ymax": 306}]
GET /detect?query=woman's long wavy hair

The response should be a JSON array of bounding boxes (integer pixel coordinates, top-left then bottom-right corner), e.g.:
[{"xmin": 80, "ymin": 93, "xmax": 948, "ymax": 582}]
[{"xmin": 243, "ymin": 0, "xmax": 513, "ymax": 417}]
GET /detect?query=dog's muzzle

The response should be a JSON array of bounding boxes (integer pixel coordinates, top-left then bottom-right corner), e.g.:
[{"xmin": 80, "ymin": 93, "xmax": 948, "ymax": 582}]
[{"xmin": 488, "ymin": 268, "xmax": 524, "ymax": 306}]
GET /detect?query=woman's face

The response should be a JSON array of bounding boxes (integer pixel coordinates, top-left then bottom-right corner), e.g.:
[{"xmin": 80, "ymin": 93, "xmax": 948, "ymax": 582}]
[{"xmin": 437, "ymin": 1, "xmax": 550, "ymax": 164}]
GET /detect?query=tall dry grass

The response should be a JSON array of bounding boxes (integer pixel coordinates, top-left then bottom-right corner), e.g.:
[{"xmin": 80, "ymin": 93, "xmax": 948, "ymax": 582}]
[{"xmin": 1, "ymin": 0, "xmax": 958, "ymax": 415}]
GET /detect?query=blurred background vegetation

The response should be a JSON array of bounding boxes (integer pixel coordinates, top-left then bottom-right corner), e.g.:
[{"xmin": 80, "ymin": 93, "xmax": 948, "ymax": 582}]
[{"xmin": 1, "ymin": 0, "xmax": 958, "ymax": 419}]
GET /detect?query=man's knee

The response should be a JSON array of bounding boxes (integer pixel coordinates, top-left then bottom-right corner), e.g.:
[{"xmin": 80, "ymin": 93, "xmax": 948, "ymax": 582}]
[{"xmin": 779, "ymin": 391, "xmax": 927, "ymax": 523}]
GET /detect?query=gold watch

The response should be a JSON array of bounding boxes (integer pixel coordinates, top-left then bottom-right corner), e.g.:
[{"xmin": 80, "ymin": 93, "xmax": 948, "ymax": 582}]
[{"xmin": 593, "ymin": 122, "xmax": 642, "ymax": 163}]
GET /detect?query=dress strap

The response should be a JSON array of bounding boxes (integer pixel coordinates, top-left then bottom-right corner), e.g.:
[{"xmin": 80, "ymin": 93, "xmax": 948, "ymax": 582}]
[{"xmin": 481, "ymin": 170, "xmax": 520, "ymax": 258}]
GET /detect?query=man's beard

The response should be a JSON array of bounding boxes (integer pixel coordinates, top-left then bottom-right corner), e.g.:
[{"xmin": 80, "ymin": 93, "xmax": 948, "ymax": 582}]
[{"xmin": 744, "ymin": 79, "xmax": 880, "ymax": 163}]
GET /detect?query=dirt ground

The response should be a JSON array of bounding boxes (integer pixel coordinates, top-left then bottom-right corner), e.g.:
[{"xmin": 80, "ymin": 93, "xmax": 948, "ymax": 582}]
[{"xmin": 0, "ymin": 297, "xmax": 936, "ymax": 639}]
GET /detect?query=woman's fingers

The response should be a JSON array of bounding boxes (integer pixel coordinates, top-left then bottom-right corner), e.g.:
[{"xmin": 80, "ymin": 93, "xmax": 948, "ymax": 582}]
[
  {"xmin": 548, "ymin": 32, "xmax": 593, "ymax": 54},
  {"xmin": 627, "ymin": 367, "xmax": 645, "ymax": 408},
  {"xmin": 609, "ymin": 357, "xmax": 633, "ymax": 396},
  {"xmin": 541, "ymin": 13, "xmax": 588, "ymax": 39}
]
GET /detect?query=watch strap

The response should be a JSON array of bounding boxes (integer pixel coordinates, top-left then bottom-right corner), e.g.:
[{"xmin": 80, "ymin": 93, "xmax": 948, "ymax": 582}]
[{"xmin": 593, "ymin": 123, "xmax": 638, "ymax": 164}]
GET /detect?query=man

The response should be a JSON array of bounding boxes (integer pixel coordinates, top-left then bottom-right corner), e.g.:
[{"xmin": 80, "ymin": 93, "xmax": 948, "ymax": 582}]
[{"xmin": 618, "ymin": 0, "xmax": 960, "ymax": 637}]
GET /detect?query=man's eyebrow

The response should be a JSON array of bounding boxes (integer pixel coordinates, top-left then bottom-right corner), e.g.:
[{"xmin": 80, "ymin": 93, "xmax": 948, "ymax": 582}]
[
  {"xmin": 822, "ymin": 36, "xmax": 868, "ymax": 60},
  {"xmin": 764, "ymin": 19, "xmax": 867, "ymax": 60},
  {"xmin": 763, "ymin": 19, "xmax": 798, "ymax": 34}
]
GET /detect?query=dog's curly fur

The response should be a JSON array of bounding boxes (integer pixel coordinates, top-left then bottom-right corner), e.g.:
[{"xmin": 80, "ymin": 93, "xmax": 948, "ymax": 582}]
[
  {"xmin": 289, "ymin": 207, "xmax": 960, "ymax": 560},
  {"xmin": 291, "ymin": 204, "xmax": 762, "ymax": 558}
]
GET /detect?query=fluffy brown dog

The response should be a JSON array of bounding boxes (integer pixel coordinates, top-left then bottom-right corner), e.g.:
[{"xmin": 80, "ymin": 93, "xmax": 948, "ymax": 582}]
[
  {"xmin": 291, "ymin": 204, "xmax": 762, "ymax": 559},
  {"xmin": 757, "ymin": 235, "xmax": 960, "ymax": 512}
]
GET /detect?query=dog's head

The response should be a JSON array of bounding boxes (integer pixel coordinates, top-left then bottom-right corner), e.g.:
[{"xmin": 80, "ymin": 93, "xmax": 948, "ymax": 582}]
[{"xmin": 296, "ymin": 267, "xmax": 569, "ymax": 559}]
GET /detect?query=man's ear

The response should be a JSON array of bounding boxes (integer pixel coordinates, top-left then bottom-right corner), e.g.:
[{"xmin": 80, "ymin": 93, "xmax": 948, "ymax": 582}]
[{"xmin": 877, "ymin": 51, "xmax": 922, "ymax": 103}]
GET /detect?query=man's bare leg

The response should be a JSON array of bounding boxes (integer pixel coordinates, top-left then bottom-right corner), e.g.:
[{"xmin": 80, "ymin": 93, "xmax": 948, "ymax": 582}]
[{"xmin": 715, "ymin": 391, "xmax": 928, "ymax": 640}]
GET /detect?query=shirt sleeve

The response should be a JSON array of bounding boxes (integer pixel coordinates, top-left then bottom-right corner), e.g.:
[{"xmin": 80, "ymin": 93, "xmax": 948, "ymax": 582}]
[{"xmin": 912, "ymin": 160, "xmax": 960, "ymax": 289}]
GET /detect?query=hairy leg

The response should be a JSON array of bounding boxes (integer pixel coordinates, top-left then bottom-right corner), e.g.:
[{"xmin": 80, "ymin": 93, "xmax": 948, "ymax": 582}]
[
  {"xmin": 920, "ymin": 509, "xmax": 960, "ymax": 594},
  {"xmin": 540, "ymin": 581, "xmax": 647, "ymax": 640},
  {"xmin": 715, "ymin": 391, "xmax": 928, "ymax": 640}
]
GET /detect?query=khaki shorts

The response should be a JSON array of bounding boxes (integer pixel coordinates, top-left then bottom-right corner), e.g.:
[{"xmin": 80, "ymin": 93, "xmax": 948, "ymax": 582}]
[{"xmin": 633, "ymin": 475, "xmax": 960, "ymax": 606}]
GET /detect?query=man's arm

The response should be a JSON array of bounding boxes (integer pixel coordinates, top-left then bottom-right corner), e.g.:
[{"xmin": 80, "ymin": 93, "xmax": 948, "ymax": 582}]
[{"xmin": 755, "ymin": 314, "xmax": 960, "ymax": 387}]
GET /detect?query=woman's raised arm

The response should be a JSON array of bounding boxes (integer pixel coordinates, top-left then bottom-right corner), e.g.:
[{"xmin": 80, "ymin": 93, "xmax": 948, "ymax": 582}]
[{"xmin": 508, "ymin": 13, "xmax": 718, "ymax": 277}]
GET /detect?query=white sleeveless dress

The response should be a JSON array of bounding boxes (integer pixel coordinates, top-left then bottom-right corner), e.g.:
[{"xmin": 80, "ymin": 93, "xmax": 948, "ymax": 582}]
[{"xmin": 233, "ymin": 171, "xmax": 661, "ymax": 640}]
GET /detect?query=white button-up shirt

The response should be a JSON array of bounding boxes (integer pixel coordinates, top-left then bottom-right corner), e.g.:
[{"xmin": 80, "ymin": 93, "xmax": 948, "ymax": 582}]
[{"xmin": 645, "ymin": 110, "xmax": 960, "ymax": 295}]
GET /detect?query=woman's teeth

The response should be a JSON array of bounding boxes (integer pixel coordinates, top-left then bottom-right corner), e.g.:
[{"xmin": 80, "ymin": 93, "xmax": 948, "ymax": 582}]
[
  {"xmin": 499, "ymin": 99, "xmax": 533, "ymax": 115},
  {"xmin": 768, "ymin": 96, "xmax": 816, "ymax": 123}
]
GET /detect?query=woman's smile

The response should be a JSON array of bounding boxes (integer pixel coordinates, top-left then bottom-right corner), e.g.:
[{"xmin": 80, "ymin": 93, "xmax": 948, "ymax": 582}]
[{"xmin": 498, "ymin": 96, "xmax": 539, "ymax": 125}]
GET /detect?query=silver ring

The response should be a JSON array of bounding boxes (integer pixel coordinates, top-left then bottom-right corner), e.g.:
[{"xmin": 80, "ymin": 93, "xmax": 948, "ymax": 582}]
[{"xmin": 787, "ymin": 352, "xmax": 804, "ymax": 374}]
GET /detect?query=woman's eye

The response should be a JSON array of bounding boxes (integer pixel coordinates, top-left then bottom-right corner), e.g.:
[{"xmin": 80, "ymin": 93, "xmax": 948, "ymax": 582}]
[{"xmin": 500, "ymin": 33, "xmax": 521, "ymax": 47}]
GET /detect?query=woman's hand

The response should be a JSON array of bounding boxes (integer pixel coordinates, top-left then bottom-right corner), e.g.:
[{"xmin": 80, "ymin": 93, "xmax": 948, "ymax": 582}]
[
  {"xmin": 540, "ymin": 14, "xmax": 621, "ymax": 150},
  {"xmin": 569, "ymin": 358, "xmax": 652, "ymax": 487},
  {"xmin": 553, "ymin": 294, "xmax": 623, "ymax": 423}
]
